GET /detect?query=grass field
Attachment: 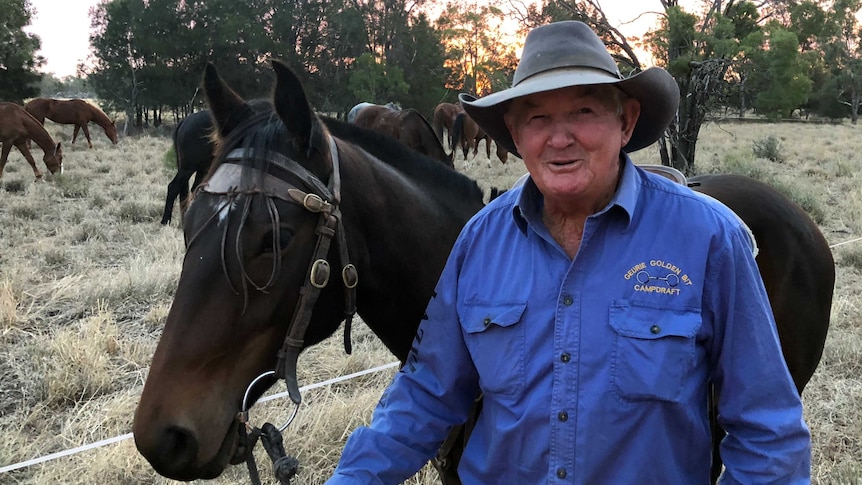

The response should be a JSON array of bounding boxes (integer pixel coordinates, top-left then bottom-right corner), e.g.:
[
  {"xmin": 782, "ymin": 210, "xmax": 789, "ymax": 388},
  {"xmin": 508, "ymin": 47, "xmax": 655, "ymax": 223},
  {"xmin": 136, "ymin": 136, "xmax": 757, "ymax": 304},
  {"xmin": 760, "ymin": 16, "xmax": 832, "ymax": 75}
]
[{"xmin": 1, "ymin": 118, "xmax": 860, "ymax": 484}]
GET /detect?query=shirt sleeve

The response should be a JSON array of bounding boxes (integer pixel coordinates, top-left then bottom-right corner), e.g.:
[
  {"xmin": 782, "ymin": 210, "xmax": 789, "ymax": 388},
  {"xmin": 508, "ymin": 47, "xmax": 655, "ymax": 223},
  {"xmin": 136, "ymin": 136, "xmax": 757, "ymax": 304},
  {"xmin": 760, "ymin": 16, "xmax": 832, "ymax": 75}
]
[
  {"xmin": 326, "ymin": 231, "xmax": 481, "ymax": 484},
  {"xmin": 707, "ymin": 221, "xmax": 811, "ymax": 484}
]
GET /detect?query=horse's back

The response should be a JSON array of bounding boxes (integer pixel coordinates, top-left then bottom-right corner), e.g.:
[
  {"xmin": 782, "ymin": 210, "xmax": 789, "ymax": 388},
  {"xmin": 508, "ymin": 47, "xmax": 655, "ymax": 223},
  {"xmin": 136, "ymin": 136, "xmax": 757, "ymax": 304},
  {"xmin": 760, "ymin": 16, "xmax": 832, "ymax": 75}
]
[
  {"xmin": 23, "ymin": 98, "xmax": 52, "ymax": 123},
  {"xmin": 689, "ymin": 173, "xmax": 834, "ymax": 392}
]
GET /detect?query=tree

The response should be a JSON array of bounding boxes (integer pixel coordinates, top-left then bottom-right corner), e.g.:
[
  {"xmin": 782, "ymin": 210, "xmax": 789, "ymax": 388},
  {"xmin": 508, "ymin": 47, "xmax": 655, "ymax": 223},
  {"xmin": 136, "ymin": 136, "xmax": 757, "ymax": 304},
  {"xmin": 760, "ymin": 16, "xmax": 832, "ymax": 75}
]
[
  {"xmin": 348, "ymin": 53, "xmax": 409, "ymax": 103},
  {"xmin": 821, "ymin": 0, "xmax": 862, "ymax": 123},
  {"xmin": 747, "ymin": 25, "xmax": 811, "ymax": 119},
  {"xmin": 436, "ymin": 2, "xmax": 518, "ymax": 97},
  {"xmin": 386, "ymin": 13, "xmax": 449, "ymax": 118},
  {"xmin": 0, "ymin": 0, "xmax": 43, "ymax": 103}
]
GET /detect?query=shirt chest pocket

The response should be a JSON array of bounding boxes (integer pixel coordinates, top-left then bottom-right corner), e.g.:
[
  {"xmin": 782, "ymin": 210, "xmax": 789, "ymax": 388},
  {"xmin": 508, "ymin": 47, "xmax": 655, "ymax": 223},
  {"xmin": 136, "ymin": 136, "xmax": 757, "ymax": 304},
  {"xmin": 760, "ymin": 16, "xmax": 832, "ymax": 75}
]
[
  {"xmin": 460, "ymin": 301, "xmax": 527, "ymax": 396},
  {"xmin": 609, "ymin": 301, "xmax": 702, "ymax": 403}
]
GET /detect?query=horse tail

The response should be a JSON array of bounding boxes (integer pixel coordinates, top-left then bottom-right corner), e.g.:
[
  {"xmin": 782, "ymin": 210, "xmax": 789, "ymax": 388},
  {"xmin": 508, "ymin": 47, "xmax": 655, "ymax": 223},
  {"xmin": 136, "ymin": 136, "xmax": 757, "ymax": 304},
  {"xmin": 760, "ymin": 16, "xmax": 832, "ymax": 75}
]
[
  {"xmin": 410, "ymin": 109, "xmax": 453, "ymax": 169},
  {"xmin": 452, "ymin": 112, "xmax": 467, "ymax": 158},
  {"xmin": 432, "ymin": 107, "xmax": 445, "ymax": 144}
]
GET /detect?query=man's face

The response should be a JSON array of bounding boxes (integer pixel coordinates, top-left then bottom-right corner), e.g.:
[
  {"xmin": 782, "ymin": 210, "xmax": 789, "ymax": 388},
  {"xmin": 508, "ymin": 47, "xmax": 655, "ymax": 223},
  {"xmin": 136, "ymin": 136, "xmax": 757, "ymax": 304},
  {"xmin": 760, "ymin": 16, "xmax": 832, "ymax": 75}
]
[{"xmin": 505, "ymin": 85, "xmax": 640, "ymax": 213}]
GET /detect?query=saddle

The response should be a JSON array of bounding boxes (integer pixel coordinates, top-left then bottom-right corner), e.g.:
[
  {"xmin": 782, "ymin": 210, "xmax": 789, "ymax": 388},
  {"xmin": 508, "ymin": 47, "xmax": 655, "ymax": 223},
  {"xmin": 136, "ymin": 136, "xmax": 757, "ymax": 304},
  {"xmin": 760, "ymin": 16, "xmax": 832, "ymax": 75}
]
[{"xmin": 639, "ymin": 164, "xmax": 687, "ymax": 185}]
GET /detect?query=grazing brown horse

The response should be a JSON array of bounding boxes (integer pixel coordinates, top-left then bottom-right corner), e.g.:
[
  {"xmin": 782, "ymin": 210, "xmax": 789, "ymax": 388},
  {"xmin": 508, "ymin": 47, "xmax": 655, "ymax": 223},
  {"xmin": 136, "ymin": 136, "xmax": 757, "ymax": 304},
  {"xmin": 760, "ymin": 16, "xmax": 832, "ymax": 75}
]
[
  {"xmin": 432, "ymin": 102, "xmax": 462, "ymax": 150},
  {"xmin": 474, "ymin": 127, "xmax": 509, "ymax": 164},
  {"xmin": 132, "ymin": 61, "xmax": 833, "ymax": 485},
  {"xmin": 0, "ymin": 102, "xmax": 63, "ymax": 180},
  {"xmin": 24, "ymin": 98, "xmax": 118, "ymax": 148},
  {"xmin": 353, "ymin": 104, "xmax": 453, "ymax": 168},
  {"xmin": 450, "ymin": 111, "xmax": 480, "ymax": 159}
]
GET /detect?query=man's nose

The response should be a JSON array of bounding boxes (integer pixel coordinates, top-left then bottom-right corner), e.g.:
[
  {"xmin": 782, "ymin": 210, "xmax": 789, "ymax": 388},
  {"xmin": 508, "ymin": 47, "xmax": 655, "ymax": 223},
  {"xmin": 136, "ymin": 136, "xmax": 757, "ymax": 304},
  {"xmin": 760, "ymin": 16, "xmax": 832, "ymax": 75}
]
[{"xmin": 547, "ymin": 121, "xmax": 575, "ymax": 148}]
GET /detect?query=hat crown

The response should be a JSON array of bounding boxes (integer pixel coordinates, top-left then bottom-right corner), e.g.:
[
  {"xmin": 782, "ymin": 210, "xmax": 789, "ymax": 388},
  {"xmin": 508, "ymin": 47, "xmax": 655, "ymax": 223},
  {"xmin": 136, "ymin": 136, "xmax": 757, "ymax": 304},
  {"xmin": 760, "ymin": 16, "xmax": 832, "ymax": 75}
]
[{"xmin": 513, "ymin": 21, "xmax": 622, "ymax": 86}]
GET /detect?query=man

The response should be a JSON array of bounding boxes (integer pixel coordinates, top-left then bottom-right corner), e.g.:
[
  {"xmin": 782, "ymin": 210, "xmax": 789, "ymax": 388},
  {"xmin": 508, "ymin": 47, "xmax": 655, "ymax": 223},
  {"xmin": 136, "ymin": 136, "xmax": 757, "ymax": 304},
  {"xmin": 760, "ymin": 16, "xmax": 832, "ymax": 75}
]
[{"xmin": 326, "ymin": 20, "xmax": 810, "ymax": 483}]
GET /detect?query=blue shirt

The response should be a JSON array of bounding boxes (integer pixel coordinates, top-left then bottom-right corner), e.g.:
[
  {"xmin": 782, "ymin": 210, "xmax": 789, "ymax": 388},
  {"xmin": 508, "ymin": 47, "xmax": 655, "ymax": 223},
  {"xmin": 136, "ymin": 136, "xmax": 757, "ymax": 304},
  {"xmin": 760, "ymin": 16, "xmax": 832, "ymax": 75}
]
[{"xmin": 327, "ymin": 156, "xmax": 810, "ymax": 484}]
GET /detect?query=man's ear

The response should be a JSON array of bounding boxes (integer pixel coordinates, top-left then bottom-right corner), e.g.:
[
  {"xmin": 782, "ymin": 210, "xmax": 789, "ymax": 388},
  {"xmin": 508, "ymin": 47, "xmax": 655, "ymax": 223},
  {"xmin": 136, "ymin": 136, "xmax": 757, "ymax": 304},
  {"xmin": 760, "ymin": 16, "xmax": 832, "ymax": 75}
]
[
  {"xmin": 621, "ymin": 98, "xmax": 641, "ymax": 146},
  {"xmin": 504, "ymin": 111, "xmax": 520, "ymax": 152}
]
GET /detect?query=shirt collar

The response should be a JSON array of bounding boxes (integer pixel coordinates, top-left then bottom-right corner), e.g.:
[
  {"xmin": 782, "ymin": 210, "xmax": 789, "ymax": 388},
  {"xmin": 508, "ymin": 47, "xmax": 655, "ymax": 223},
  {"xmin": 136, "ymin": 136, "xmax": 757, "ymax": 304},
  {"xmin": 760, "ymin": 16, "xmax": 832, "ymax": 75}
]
[{"xmin": 512, "ymin": 153, "xmax": 641, "ymax": 234}]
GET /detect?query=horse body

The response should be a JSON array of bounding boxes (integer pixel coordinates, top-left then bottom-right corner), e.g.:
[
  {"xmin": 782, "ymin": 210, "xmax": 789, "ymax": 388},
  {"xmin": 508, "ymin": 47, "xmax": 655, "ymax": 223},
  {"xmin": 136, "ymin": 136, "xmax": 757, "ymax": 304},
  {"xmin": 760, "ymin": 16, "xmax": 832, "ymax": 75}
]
[
  {"xmin": 352, "ymin": 105, "xmax": 453, "ymax": 168},
  {"xmin": 133, "ymin": 62, "xmax": 833, "ymax": 484},
  {"xmin": 24, "ymin": 98, "xmax": 118, "ymax": 148},
  {"xmin": 432, "ymin": 102, "xmax": 462, "ymax": 150},
  {"xmin": 161, "ymin": 110, "xmax": 217, "ymax": 225},
  {"xmin": 0, "ymin": 102, "xmax": 63, "ymax": 180},
  {"xmin": 450, "ymin": 111, "xmax": 480, "ymax": 159}
]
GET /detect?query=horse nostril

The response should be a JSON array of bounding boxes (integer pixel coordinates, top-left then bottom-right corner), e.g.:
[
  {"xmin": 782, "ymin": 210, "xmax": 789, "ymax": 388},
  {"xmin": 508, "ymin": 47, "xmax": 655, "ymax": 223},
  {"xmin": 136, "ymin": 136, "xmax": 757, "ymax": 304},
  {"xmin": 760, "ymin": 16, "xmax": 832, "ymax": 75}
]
[{"xmin": 150, "ymin": 426, "xmax": 199, "ymax": 479}]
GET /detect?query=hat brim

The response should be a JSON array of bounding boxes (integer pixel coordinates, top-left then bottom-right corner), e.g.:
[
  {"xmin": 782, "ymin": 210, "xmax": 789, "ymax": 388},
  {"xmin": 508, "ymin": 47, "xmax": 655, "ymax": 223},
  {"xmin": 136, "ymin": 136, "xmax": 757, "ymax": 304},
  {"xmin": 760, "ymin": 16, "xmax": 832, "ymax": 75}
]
[{"xmin": 460, "ymin": 67, "xmax": 679, "ymax": 158}]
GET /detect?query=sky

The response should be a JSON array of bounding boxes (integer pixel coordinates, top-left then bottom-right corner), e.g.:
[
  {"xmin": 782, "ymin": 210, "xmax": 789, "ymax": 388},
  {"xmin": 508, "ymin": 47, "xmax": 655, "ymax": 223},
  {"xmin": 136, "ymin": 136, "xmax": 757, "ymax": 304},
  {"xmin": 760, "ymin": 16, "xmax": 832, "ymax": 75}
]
[{"xmin": 23, "ymin": 0, "xmax": 675, "ymax": 79}]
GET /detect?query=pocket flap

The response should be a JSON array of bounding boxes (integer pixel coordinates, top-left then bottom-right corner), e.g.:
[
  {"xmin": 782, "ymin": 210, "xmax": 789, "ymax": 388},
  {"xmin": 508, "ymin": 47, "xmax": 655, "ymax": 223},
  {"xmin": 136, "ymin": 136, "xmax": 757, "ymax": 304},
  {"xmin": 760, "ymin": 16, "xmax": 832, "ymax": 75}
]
[
  {"xmin": 609, "ymin": 301, "xmax": 700, "ymax": 339},
  {"xmin": 462, "ymin": 301, "xmax": 527, "ymax": 334}
]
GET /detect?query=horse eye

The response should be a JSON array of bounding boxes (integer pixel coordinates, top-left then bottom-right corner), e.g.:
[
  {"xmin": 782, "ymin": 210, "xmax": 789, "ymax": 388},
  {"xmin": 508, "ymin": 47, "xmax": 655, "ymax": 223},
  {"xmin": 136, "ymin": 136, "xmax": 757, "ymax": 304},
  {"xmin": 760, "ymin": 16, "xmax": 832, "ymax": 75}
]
[{"xmin": 261, "ymin": 228, "xmax": 294, "ymax": 253}]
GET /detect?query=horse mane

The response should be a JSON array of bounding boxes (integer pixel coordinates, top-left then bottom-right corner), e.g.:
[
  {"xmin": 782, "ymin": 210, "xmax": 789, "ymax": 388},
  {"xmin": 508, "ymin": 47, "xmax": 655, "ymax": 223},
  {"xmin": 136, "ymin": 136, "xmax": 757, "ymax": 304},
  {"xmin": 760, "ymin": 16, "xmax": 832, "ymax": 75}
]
[
  {"xmin": 321, "ymin": 116, "xmax": 483, "ymax": 203},
  {"xmin": 84, "ymin": 101, "xmax": 114, "ymax": 128}
]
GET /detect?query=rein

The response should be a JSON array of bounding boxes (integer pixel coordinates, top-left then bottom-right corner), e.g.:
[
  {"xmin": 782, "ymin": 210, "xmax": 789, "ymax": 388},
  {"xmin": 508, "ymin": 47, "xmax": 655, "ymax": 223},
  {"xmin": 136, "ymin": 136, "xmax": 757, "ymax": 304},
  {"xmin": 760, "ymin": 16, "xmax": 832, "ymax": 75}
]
[{"xmin": 194, "ymin": 135, "xmax": 359, "ymax": 484}]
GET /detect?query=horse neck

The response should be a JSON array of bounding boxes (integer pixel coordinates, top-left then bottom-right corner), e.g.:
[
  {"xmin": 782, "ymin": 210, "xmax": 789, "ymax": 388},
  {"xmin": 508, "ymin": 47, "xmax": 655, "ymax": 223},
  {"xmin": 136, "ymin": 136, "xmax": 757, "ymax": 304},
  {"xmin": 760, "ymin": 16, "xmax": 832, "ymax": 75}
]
[
  {"xmin": 337, "ymin": 147, "xmax": 482, "ymax": 358},
  {"xmin": 88, "ymin": 105, "xmax": 113, "ymax": 128},
  {"xmin": 24, "ymin": 115, "xmax": 57, "ymax": 153}
]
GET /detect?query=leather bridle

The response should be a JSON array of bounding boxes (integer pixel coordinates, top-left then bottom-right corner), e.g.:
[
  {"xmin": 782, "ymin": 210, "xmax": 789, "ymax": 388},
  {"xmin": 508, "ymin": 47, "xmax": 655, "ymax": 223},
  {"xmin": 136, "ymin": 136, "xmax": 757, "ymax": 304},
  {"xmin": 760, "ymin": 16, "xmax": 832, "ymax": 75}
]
[{"xmin": 191, "ymin": 134, "xmax": 359, "ymax": 483}]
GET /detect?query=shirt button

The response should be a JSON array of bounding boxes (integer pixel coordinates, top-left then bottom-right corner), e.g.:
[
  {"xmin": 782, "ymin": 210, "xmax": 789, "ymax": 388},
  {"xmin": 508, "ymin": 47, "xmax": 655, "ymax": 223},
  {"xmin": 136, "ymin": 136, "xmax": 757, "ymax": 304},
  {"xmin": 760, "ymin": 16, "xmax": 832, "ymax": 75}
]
[
  {"xmin": 557, "ymin": 468, "xmax": 567, "ymax": 479},
  {"xmin": 650, "ymin": 324, "xmax": 661, "ymax": 334},
  {"xmin": 483, "ymin": 317, "xmax": 491, "ymax": 326},
  {"xmin": 560, "ymin": 352, "xmax": 571, "ymax": 363},
  {"xmin": 558, "ymin": 411, "xmax": 568, "ymax": 422},
  {"xmin": 562, "ymin": 296, "xmax": 573, "ymax": 306}
]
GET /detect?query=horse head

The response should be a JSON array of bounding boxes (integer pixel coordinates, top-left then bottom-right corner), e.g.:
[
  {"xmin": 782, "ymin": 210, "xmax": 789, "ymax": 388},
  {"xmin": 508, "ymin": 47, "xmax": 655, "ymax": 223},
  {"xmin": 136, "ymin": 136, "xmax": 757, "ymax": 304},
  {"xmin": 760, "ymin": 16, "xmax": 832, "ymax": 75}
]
[
  {"xmin": 106, "ymin": 118, "xmax": 119, "ymax": 145},
  {"xmin": 134, "ymin": 60, "xmax": 351, "ymax": 480},
  {"xmin": 44, "ymin": 142, "xmax": 63, "ymax": 174}
]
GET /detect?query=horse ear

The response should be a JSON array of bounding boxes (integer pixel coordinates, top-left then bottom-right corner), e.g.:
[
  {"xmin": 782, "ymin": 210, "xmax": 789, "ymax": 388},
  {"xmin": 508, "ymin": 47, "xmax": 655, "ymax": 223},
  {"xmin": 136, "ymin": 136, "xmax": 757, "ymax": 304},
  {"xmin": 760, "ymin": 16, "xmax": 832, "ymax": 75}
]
[
  {"xmin": 202, "ymin": 62, "xmax": 252, "ymax": 137},
  {"xmin": 270, "ymin": 60, "xmax": 313, "ymax": 151}
]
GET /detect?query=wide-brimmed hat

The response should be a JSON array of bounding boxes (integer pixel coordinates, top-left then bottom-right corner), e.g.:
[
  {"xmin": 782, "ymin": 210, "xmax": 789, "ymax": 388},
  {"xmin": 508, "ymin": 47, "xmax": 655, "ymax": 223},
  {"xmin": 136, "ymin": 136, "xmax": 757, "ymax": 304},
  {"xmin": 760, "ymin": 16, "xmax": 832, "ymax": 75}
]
[{"xmin": 460, "ymin": 20, "xmax": 679, "ymax": 157}]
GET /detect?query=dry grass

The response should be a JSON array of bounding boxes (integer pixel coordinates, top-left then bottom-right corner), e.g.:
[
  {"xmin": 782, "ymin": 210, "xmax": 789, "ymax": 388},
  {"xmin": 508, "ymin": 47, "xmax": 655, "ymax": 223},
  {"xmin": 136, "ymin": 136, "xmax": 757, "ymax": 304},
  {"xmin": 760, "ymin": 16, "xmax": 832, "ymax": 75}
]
[{"xmin": 1, "ymin": 119, "xmax": 860, "ymax": 484}]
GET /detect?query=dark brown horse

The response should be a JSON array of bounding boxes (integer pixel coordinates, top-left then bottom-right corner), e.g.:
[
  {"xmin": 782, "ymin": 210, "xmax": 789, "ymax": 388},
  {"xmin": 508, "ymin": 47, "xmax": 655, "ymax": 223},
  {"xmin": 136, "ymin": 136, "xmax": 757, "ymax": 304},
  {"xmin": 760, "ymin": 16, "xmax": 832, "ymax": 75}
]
[
  {"xmin": 353, "ymin": 104, "xmax": 453, "ymax": 168},
  {"xmin": 133, "ymin": 61, "xmax": 833, "ymax": 484},
  {"xmin": 474, "ymin": 127, "xmax": 509, "ymax": 164},
  {"xmin": 450, "ymin": 111, "xmax": 480, "ymax": 159},
  {"xmin": 0, "ymin": 102, "xmax": 63, "ymax": 180},
  {"xmin": 161, "ymin": 110, "xmax": 216, "ymax": 225},
  {"xmin": 134, "ymin": 61, "xmax": 483, "ymax": 481},
  {"xmin": 24, "ymin": 98, "xmax": 118, "ymax": 148}
]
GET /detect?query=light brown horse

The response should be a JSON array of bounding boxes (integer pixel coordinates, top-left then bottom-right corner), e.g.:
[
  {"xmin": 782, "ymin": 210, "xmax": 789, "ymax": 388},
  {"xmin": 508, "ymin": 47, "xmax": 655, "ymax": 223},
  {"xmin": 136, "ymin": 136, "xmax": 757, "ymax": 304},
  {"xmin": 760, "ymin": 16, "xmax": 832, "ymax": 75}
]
[
  {"xmin": 0, "ymin": 102, "xmax": 63, "ymax": 180},
  {"xmin": 353, "ymin": 104, "xmax": 454, "ymax": 168},
  {"xmin": 24, "ymin": 98, "xmax": 118, "ymax": 148},
  {"xmin": 432, "ymin": 102, "xmax": 462, "ymax": 150}
]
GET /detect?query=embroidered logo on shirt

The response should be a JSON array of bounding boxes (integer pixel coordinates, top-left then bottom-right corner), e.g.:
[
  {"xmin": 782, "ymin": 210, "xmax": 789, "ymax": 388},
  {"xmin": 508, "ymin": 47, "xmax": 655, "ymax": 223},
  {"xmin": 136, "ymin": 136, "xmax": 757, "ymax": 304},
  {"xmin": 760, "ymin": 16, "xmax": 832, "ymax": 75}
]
[{"xmin": 624, "ymin": 260, "xmax": 693, "ymax": 295}]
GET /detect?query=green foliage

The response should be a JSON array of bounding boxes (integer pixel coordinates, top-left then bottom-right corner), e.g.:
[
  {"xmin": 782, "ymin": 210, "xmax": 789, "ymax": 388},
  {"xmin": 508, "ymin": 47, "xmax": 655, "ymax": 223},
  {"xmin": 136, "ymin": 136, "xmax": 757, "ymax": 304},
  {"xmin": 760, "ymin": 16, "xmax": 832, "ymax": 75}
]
[
  {"xmin": 839, "ymin": 247, "xmax": 862, "ymax": 271},
  {"xmin": 720, "ymin": 152, "xmax": 764, "ymax": 179},
  {"xmin": 52, "ymin": 174, "xmax": 90, "ymax": 199},
  {"xmin": 752, "ymin": 135, "xmax": 785, "ymax": 162},
  {"xmin": 1, "ymin": 180, "xmax": 26, "ymax": 194},
  {"xmin": 348, "ymin": 54, "xmax": 409, "ymax": 105},
  {"xmin": 11, "ymin": 204, "xmax": 38, "ymax": 220},
  {"xmin": 163, "ymin": 146, "xmax": 177, "ymax": 171},
  {"xmin": 768, "ymin": 180, "xmax": 825, "ymax": 224},
  {"xmin": 750, "ymin": 26, "xmax": 811, "ymax": 119},
  {"xmin": 0, "ymin": 0, "xmax": 42, "ymax": 102},
  {"xmin": 115, "ymin": 201, "xmax": 160, "ymax": 223},
  {"xmin": 435, "ymin": 3, "xmax": 519, "ymax": 97}
]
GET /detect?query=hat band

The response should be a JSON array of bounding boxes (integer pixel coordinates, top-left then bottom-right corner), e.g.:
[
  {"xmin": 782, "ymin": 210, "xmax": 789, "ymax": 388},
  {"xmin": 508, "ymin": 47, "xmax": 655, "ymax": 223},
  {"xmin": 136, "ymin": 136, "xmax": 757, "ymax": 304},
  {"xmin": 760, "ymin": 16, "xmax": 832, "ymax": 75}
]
[{"xmin": 514, "ymin": 66, "xmax": 622, "ymax": 88}]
